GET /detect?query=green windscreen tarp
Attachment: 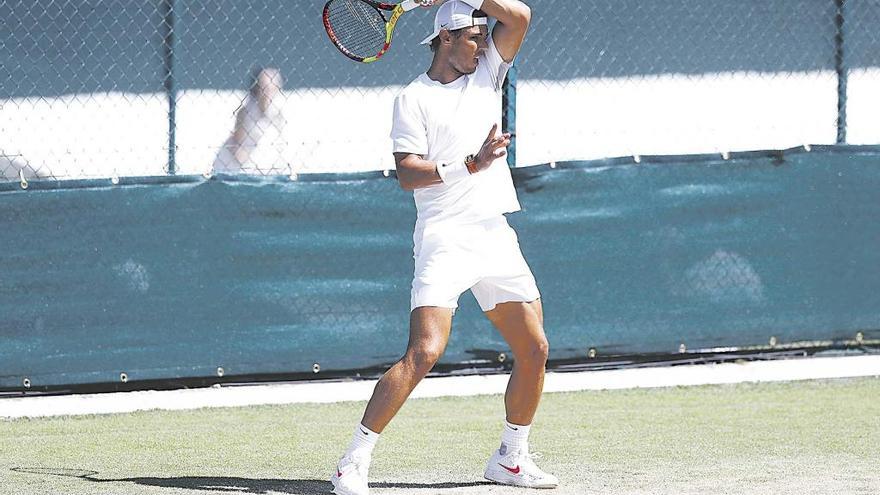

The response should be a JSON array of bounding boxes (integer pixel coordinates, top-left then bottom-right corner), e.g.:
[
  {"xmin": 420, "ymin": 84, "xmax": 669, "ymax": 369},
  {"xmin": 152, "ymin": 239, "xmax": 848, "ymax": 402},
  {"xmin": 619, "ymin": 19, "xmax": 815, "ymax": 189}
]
[{"xmin": 1, "ymin": 149, "xmax": 878, "ymax": 389}]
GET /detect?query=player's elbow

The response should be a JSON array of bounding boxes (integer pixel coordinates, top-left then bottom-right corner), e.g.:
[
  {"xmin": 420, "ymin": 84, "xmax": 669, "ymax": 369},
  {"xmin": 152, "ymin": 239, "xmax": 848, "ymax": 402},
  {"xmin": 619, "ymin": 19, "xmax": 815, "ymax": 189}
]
[
  {"xmin": 394, "ymin": 155, "xmax": 421, "ymax": 190},
  {"xmin": 397, "ymin": 175, "xmax": 416, "ymax": 191},
  {"xmin": 521, "ymin": 4, "xmax": 532, "ymax": 24},
  {"xmin": 512, "ymin": 2, "xmax": 531, "ymax": 28}
]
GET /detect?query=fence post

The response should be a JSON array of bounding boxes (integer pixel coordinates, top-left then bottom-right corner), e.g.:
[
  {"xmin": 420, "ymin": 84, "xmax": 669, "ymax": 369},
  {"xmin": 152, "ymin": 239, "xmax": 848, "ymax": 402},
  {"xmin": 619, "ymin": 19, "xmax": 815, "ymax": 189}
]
[
  {"xmin": 161, "ymin": 0, "xmax": 177, "ymax": 175},
  {"xmin": 834, "ymin": 0, "xmax": 847, "ymax": 144},
  {"xmin": 502, "ymin": 64, "xmax": 517, "ymax": 167}
]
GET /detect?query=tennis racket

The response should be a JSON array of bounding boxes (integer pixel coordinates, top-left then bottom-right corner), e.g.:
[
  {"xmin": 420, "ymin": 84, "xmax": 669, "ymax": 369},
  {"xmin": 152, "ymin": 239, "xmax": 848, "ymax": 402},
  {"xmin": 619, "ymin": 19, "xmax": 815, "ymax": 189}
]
[{"xmin": 323, "ymin": 0, "xmax": 421, "ymax": 63}]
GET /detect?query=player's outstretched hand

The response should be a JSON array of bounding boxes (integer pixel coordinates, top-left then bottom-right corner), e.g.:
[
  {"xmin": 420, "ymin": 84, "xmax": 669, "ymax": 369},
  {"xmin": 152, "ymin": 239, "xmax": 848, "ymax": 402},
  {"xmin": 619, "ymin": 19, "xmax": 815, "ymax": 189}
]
[{"xmin": 473, "ymin": 123, "xmax": 511, "ymax": 172}]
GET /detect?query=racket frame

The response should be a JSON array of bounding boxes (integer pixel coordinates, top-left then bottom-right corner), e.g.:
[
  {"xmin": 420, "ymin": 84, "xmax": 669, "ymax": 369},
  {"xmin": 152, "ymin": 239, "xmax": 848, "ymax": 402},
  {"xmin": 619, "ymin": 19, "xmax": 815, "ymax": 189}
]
[{"xmin": 323, "ymin": 0, "xmax": 420, "ymax": 63}]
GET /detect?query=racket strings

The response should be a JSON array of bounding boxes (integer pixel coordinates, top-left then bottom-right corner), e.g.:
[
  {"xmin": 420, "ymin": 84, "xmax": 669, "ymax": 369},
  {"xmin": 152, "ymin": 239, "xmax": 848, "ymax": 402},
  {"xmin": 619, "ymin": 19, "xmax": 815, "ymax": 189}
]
[{"xmin": 327, "ymin": 0, "xmax": 389, "ymax": 58}]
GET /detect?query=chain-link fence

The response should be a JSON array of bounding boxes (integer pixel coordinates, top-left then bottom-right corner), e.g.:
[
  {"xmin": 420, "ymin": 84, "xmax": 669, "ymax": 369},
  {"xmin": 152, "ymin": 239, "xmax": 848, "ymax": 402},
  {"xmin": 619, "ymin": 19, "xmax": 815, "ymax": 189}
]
[{"xmin": 2, "ymin": 0, "xmax": 879, "ymax": 181}]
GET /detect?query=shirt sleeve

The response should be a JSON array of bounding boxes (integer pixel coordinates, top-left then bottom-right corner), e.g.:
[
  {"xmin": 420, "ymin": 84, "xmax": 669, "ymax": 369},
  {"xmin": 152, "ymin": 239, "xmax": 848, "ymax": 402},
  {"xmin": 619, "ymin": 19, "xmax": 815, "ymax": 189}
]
[
  {"xmin": 390, "ymin": 92, "xmax": 428, "ymax": 155},
  {"xmin": 485, "ymin": 36, "xmax": 512, "ymax": 92}
]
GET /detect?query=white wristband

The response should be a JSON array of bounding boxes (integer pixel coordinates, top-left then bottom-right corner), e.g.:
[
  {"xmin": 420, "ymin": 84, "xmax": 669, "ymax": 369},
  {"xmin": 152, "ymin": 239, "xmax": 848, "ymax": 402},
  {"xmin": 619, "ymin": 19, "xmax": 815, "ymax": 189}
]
[
  {"xmin": 436, "ymin": 159, "xmax": 470, "ymax": 184},
  {"xmin": 460, "ymin": 0, "xmax": 484, "ymax": 10}
]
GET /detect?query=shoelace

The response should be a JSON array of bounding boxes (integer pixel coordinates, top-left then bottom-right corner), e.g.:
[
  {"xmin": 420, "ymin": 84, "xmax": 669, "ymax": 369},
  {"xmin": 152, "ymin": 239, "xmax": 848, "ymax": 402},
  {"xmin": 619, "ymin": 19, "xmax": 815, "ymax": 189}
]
[
  {"xmin": 344, "ymin": 454, "xmax": 371, "ymax": 478},
  {"xmin": 517, "ymin": 451, "xmax": 546, "ymax": 471}
]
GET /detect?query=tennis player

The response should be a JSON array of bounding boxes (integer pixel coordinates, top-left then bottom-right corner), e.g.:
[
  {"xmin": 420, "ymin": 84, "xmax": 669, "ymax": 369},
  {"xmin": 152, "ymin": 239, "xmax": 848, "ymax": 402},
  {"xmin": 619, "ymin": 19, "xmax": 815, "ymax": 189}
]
[{"xmin": 332, "ymin": 1, "xmax": 557, "ymax": 493}]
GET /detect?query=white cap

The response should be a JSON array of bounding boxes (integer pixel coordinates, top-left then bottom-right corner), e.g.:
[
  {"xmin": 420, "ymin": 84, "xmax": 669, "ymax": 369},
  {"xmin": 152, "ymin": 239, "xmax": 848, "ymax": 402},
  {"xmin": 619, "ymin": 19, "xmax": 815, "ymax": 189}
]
[{"xmin": 420, "ymin": 0, "xmax": 489, "ymax": 45}]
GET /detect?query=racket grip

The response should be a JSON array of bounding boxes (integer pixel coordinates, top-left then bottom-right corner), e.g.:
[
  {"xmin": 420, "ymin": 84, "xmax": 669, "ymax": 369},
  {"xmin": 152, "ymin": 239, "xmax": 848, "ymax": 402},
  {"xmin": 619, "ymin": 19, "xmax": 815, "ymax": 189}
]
[{"xmin": 400, "ymin": 0, "xmax": 421, "ymax": 11}]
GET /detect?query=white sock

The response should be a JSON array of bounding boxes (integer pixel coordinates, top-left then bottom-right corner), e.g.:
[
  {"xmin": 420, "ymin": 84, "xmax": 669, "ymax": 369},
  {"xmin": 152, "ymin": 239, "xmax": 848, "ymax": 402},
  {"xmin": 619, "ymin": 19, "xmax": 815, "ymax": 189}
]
[
  {"xmin": 346, "ymin": 423, "xmax": 380, "ymax": 458},
  {"xmin": 500, "ymin": 420, "xmax": 531, "ymax": 454}
]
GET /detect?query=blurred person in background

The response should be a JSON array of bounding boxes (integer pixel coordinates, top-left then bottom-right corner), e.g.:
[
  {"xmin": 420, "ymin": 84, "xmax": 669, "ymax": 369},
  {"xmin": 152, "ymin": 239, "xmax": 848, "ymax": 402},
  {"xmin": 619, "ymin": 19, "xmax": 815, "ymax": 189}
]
[{"xmin": 212, "ymin": 67, "xmax": 288, "ymax": 175}]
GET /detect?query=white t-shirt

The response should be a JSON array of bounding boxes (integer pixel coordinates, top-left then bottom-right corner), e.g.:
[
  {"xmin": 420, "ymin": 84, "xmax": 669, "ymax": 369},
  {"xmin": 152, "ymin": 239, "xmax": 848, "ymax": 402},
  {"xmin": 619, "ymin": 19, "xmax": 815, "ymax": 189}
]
[{"xmin": 390, "ymin": 37, "xmax": 521, "ymax": 228}]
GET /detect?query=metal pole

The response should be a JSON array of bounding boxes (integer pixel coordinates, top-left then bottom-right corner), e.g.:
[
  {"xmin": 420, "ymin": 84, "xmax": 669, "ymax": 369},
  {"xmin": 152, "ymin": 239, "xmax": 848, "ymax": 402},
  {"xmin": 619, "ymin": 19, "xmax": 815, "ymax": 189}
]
[
  {"xmin": 834, "ymin": 0, "xmax": 847, "ymax": 145},
  {"xmin": 502, "ymin": 64, "xmax": 517, "ymax": 168},
  {"xmin": 161, "ymin": 0, "xmax": 177, "ymax": 174}
]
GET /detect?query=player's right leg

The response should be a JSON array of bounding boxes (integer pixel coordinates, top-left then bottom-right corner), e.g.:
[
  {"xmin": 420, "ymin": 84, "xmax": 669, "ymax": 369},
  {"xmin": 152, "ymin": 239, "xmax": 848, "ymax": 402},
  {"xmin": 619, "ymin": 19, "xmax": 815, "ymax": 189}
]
[
  {"xmin": 331, "ymin": 306, "xmax": 453, "ymax": 495},
  {"xmin": 362, "ymin": 306, "xmax": 454, "ymax": 430}
]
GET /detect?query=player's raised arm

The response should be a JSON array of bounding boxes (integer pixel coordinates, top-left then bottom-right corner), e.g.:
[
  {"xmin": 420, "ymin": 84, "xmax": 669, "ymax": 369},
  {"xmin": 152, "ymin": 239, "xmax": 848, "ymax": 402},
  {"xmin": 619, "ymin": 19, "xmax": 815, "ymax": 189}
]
[
  {"xmin": 422, "ymin": 0, "xmax": 529, "ymax": 61},
  {"xmin": 474, "ymin": 0, "xmax": 531, "ymax": 62}
]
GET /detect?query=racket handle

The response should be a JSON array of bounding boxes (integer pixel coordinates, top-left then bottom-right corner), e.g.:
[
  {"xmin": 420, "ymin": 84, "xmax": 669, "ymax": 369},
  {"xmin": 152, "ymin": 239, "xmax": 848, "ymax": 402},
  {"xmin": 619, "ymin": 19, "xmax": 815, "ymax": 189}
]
[{"xmin": 400, "ymin": 0, "xmax": 421, "ymax": 11}]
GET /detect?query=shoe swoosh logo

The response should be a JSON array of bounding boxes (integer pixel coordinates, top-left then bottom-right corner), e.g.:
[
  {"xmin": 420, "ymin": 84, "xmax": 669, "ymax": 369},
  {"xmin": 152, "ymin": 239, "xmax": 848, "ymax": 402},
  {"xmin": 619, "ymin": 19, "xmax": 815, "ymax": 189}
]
[
  {"xmin": 336, "ymin": 466, "xmax": 343, "ymax": 477},
  {"xmin": 499, "ymin": 463, "xmax": 520, "ymax": 474}
]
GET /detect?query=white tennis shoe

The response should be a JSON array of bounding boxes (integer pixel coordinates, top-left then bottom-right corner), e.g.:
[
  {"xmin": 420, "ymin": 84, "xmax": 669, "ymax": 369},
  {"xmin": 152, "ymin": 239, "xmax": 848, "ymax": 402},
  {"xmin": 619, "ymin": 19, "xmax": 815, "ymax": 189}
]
[
  {"xmin": 483, "ymin": 445, "xmax": 559, "ymax": 489},
  {"xmin": 331, "ymin": 451, "xmax": 370, "ymax": 495}
]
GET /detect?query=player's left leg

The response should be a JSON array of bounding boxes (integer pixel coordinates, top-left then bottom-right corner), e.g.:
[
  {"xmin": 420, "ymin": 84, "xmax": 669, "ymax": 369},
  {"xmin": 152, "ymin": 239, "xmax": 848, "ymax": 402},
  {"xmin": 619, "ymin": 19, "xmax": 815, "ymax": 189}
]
[
  {"xmin": 487, "ymin": 300, "xmax": 547, "ymax": 425},
  {"xmin": 482, "ymin": 299, "xmax": 559, "ymax": 489}
]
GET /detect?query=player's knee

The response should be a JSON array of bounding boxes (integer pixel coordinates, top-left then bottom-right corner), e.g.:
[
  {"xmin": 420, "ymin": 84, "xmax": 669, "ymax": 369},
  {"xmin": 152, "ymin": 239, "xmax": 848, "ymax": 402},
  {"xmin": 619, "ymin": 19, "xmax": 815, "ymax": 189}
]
[
  {"xmin": 535, "ymin": 338, "xmax": 550, "ymax": 363},
  {"xmin": 405, "ymin": 347, "xmax": 443, "ymax": 375},
  {"xmin": 521, "ymin": 337, "xmax": 549, "ymax": 366}
]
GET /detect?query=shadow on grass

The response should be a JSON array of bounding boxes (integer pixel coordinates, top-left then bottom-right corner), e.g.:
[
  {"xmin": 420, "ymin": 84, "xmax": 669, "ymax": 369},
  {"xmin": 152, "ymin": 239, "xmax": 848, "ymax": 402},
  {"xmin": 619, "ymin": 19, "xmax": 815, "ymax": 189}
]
[{"xmin": 11, "ymin": 468, "xmax": 494, "ymax": 494}]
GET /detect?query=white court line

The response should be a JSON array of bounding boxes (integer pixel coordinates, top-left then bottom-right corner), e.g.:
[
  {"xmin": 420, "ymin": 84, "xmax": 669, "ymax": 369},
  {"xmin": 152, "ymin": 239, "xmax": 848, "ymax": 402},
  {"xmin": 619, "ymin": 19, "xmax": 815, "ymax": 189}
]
[{"xmin": 1, "ymin": 355, "xmax": 878, "ymax": 419}]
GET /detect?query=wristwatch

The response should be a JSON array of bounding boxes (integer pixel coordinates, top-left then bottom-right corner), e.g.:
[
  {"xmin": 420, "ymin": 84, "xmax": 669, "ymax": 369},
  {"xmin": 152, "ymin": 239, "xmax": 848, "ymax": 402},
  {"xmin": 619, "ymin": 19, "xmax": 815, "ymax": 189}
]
[{"xmin": 464, "ymin": 154, "xmax": 478, "ymax": 174}]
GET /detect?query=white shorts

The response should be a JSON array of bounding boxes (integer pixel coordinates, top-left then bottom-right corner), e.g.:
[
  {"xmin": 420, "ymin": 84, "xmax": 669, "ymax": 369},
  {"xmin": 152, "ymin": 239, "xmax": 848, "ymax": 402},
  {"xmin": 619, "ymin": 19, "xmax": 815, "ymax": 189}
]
[{"xmin": 411, "ymin": 216, "xmax": 540, "ymax": 312}]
